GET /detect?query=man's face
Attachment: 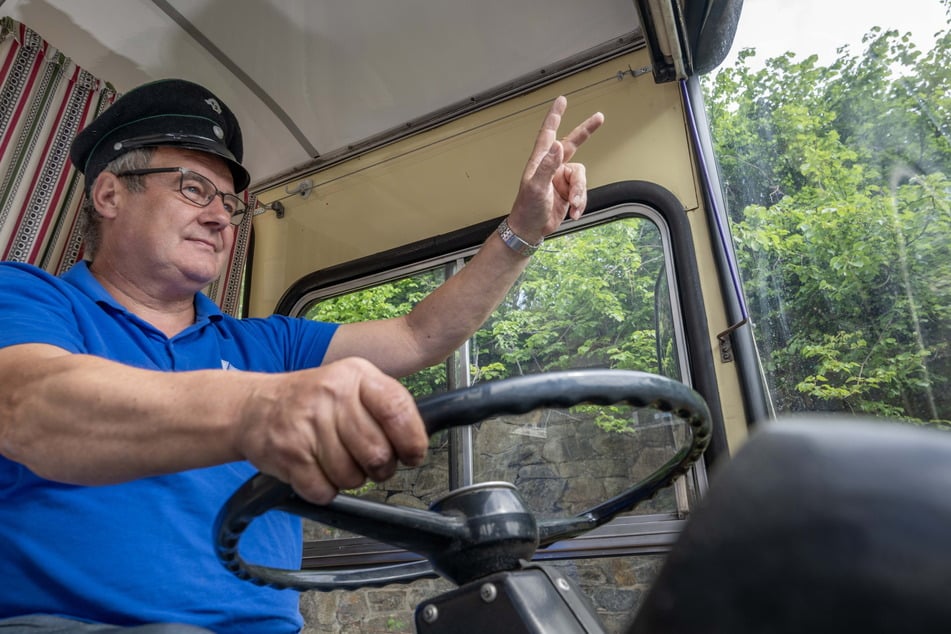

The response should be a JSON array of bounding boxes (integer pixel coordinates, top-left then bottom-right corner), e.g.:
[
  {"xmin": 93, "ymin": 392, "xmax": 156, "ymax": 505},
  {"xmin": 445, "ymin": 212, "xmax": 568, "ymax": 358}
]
[{"xmin": 98, "ymin": 146, "xmax": 239, "ymax": 295}]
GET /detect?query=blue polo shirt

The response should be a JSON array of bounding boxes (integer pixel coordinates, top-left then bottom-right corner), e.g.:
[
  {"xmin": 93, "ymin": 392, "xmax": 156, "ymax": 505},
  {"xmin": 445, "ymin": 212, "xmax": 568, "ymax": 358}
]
[{"xmin": 0, "ymin": 261, "xmax": 339, "ymax": 633}]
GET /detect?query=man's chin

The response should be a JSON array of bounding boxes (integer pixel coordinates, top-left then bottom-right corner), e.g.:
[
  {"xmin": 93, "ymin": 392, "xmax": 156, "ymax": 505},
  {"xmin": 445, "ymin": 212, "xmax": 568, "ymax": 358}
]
[{"xmin": 182, "ymin": 264, "xmax": 225, "ymax": 290}]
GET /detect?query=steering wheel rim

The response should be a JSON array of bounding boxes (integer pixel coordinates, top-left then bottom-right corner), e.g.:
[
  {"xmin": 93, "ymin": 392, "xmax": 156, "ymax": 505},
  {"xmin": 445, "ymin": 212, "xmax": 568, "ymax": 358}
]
[{"xmin": 214, "ymin": 369, "xmax": 711, "ymax": 591}]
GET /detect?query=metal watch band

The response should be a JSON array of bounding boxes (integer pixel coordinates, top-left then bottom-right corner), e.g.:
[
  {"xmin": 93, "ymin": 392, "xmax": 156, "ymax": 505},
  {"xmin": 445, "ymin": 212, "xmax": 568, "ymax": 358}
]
[{"xmin": 496, "ymin": 218, "xmax": 542, "ymax": 256}]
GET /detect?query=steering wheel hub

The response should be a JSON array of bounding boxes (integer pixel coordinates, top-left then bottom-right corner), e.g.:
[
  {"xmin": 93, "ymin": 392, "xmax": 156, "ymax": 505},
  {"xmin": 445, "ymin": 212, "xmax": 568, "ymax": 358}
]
[{"xmin": 428, "ymin": 482, "xmax": 538, "ymax": 584}]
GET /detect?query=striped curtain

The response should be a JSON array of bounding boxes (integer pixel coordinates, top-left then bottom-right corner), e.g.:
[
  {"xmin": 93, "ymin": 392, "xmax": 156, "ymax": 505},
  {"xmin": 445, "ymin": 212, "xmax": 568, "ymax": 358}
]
[
  {"xmin": 204, "ymin": 195, "xmax": 254, "ymax": 315},
  {"xmin": 0, "ymin": 17, "xmax": 251, "ymax": 316}
]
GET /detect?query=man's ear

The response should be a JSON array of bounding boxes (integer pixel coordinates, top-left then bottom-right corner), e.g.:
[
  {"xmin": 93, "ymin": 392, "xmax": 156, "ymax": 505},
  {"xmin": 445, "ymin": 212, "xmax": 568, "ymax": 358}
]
[{"xmin": 90, "ymin": 172, "xmax": 123, "ymax": 220}]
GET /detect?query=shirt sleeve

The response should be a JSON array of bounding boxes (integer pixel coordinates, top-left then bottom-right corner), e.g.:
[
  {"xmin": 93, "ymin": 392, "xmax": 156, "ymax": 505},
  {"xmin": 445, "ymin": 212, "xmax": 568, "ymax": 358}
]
[
  {"xmin": 275, "ymin": 314, "xmax": 340, "ymax": 370},
  {"xmin": 220, "ymin": 313, "xmax": 340, "ymax": 372},
  {"xmin": 0, "ymin": 263, "xmax": 85, "ymax": 353}
]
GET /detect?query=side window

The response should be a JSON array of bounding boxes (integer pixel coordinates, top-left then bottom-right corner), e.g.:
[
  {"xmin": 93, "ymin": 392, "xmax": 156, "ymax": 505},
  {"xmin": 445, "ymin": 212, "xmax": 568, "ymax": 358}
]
[
  {"xmin": 471, "ymin": 218, "xmax": 679, "ymax": 382},
  {"xmin": 295, "ymin": 204, "xmax": 705, "ymax": 627},
  {"xmin": 467, "ymin": 217, "xmax": 691, "ymax": 518},
  {"xmin": 300, "ymin": 206, "xmax": 701, "ymax": 528}
]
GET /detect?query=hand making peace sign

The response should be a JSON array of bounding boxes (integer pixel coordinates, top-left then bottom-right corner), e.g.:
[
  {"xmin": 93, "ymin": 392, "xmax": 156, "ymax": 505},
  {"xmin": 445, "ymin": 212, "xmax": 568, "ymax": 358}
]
[{"xmin": 506, "ymin": 96, "xmax": 605, "ymax": 244}]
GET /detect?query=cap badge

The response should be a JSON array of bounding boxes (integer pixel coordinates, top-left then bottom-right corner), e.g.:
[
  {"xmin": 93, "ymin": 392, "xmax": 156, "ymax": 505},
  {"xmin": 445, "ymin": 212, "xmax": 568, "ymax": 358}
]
[
  {"xmin": 212, "ymin": 125, "xmax": 225, "ymax": 140},
  {"xmin": 205, "ymin": 98, "xmax": 223, "ymax": 114}
]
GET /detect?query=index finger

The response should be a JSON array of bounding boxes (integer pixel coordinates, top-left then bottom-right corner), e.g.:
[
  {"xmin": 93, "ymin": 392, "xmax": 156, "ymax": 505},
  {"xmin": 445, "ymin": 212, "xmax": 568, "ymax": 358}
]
[
  {"xmin": 361, "ymin": 375, "xmax": 428, "ymax": 467},
  {"xmin": 522, "ymin": 96, "xmax": 568, "ymax": 180},
  {"xmin": 560, "ymin": 110, "xmax": 605, "ymax": 163}
]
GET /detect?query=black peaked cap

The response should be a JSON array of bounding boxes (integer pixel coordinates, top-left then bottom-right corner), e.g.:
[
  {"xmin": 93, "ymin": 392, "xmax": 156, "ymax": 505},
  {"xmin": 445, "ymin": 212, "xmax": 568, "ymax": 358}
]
[{"xmin": 70, "ymin": 78, "xmax": 250, "ymax": 193}]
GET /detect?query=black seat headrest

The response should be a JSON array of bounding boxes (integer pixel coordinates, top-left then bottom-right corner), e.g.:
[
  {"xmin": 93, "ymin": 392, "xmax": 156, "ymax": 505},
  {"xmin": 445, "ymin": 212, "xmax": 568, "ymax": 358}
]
[{"xmin": 628, "ymin": 417, "xmax": 951, "ymax": 633}]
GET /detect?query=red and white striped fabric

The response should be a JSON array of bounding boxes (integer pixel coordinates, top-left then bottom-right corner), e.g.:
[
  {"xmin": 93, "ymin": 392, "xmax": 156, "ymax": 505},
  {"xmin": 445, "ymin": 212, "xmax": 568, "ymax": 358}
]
[{"xmin": 0, "ymin": 17, "xmax": 252, "ymax": 316}]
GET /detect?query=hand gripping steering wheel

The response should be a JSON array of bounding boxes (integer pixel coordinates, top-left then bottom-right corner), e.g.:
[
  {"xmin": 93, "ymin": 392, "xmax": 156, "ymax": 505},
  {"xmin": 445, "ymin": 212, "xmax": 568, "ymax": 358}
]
[{"xmin": 214, "ymin": 369, "xmax": 711, "ymax": 591}]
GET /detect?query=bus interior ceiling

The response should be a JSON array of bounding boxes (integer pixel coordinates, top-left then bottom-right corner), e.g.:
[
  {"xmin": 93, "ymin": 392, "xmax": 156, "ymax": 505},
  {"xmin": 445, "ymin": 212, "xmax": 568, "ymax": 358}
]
[{"xmin": 0, "ymin": 0, "xmax": 645, "ymax": 197}]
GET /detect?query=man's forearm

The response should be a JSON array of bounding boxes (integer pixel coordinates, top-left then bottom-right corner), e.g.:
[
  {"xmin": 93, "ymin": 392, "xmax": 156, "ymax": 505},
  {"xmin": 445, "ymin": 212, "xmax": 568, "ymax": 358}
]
[
  {"xmin": 327, "ymin": 228, "xmax": 532, "ymax": 378},
  {"xmin": 403, "ymin": 229, "xmax": 532, "ymax": 362},
  {"xmin": 0, "ymin": 344, "xmax": 429, "ymax": 505},
  {"xmin": 0, "ymin": 344, "xmax": 249, "ymax": 484}
]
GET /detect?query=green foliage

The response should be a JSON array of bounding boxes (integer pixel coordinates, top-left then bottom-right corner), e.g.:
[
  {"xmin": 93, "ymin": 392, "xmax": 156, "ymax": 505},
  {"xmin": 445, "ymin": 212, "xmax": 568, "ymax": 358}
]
[
  {"xmin": 704, "ymin": 4, "xmax": 951, "ymax": 423},
  {"xmin": 471, "ymin": 219, "xmax": 666, "ymax": 381},
  {"xmin": 305, "ymin": 273, "xmax": 439, "ymax": 323}
]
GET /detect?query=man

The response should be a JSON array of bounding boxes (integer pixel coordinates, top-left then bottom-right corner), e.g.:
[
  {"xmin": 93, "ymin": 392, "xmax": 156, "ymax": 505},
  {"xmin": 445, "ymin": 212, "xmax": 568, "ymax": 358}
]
[{"xmin": 0, "ymin": 79, "xmax": 603, "ymax": 632}]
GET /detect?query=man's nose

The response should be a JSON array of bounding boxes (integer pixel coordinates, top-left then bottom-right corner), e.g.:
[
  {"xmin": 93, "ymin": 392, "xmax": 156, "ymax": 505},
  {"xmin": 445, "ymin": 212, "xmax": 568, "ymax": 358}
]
[{"xmin": 202, "ymin": 194, "xmax": 232, "ymax": 227}]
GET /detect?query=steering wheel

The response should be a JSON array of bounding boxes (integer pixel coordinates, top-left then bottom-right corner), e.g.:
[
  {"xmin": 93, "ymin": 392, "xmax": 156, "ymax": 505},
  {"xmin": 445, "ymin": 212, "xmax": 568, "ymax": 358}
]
[{"xmin": 214, "ymin": 369, "xmax": 711, "ymax": 591}]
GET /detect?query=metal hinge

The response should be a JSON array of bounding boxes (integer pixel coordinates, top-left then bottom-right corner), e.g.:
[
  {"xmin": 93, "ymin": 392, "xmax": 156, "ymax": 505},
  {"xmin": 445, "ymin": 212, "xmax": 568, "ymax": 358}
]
[{"xmin": 716, "ymin": 318, "xmax": 748, "ymax": 363}]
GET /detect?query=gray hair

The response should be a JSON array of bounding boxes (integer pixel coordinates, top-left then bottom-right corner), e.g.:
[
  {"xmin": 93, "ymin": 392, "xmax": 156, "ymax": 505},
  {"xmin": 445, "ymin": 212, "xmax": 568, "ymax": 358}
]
[{"xmin": 79, "ymin": 147, "xmax": 155, "ymax": 260}]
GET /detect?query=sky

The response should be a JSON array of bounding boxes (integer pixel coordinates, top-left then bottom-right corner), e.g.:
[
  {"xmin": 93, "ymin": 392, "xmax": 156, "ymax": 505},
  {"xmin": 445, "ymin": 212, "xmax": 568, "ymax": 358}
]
[{"xmin": 721, "ymin": 0, "xmax": 948, "ymax": 70}]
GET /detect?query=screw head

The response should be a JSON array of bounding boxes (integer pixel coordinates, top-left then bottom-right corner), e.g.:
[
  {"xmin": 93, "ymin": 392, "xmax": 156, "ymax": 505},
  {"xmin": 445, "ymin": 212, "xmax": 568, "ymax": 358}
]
[
  {"xmin": 421, "ymin": 604, "xmax": 439, "ymax": 623},
  {"xmin": 480, "ymin": 582, "xmax": 498, "ymax": 603}
]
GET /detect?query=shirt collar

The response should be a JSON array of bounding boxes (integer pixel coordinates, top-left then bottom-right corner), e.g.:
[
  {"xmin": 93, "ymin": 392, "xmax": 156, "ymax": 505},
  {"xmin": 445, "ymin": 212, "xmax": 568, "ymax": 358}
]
[{"xmin": 63, "ymin": 261, "xmax": 224, "ymax": 327}]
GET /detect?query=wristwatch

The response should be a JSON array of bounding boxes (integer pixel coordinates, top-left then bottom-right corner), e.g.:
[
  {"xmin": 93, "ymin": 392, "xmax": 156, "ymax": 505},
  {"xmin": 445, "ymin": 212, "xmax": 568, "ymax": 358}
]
[{"xmin": 497, "ymin": 218, "xmax": 542, "ymax": 256}]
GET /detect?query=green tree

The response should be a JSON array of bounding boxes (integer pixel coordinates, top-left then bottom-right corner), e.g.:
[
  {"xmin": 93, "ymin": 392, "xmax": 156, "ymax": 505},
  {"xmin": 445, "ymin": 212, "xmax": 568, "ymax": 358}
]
[
  {"xmin": 704, "ymin": 3, "xmax": 951, "ymax": 424},
  {"xmin": 471, "ymin": 218, "xmax": 668, "ymax": 381}
]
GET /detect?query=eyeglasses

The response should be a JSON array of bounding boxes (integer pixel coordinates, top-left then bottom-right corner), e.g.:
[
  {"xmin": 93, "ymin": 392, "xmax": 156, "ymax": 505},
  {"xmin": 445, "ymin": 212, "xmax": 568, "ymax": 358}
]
[{"xmin": 114, "ymin": 167, "xmax": 247, "ymax": 226}]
